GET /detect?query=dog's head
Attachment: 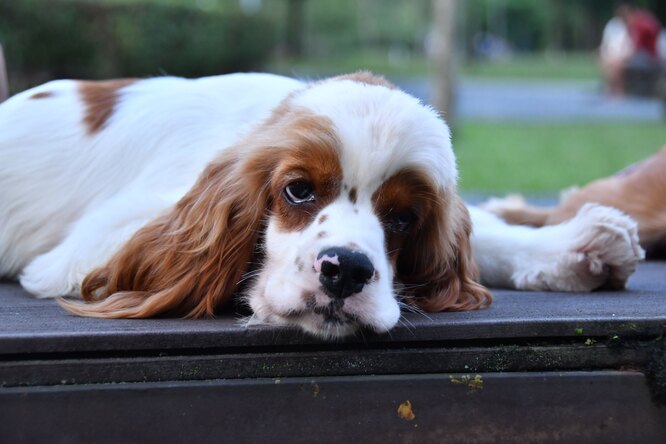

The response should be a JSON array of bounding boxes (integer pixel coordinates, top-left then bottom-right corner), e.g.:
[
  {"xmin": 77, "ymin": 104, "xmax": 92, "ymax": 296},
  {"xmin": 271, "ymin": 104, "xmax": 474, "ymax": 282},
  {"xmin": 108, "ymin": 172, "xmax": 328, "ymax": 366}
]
[{"xmin": 63, "ymin": 73, "xmax": 491, "ymax": 338}]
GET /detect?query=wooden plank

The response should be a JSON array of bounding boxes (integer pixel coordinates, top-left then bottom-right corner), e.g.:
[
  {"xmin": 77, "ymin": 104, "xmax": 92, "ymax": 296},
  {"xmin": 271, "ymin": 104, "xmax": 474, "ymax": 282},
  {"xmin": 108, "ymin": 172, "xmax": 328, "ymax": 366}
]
[
  {"xmin": 0, "ymin": 342, "xmax": 652, "ymax": 387},
  {"xmin": 1, "ymin": 372, "xmax": 664, "ymax": 443},
  {"xmin": 1, "ymin": 261, "xmax": 665, "ymax": 355}
]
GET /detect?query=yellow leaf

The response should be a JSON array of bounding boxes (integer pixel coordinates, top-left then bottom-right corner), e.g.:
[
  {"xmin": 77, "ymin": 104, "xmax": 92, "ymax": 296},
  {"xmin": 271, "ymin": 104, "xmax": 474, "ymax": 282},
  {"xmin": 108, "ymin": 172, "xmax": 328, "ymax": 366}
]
[{"xmin": 397, "ymin": 400, "xmax": 416, "ymax": 421}]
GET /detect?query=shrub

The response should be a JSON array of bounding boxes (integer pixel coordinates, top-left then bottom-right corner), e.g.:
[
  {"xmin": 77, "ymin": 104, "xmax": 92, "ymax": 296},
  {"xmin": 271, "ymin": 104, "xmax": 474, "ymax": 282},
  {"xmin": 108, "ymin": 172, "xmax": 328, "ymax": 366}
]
[{"xmin": 0, "ymin": 0, "xmax": 275, "ymax": 91}]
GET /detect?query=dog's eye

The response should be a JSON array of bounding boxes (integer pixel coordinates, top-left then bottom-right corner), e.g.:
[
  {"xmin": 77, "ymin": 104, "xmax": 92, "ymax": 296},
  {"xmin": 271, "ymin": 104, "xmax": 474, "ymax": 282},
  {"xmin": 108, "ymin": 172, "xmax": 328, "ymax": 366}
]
[
  {"xmin": 284, "ymin": 181, "xmax": 315, "ymax": 204},
  {"xmin": 388, "ymin": 212, "xmax": 414, "ymax": 233}
]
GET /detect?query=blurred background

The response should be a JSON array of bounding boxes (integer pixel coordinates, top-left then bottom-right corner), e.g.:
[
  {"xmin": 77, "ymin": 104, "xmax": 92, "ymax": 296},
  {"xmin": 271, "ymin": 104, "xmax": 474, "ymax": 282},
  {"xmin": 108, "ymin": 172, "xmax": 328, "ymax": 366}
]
[{"xmin": 0, "ymin": 0, "xmax": 664, "ymax": 195}]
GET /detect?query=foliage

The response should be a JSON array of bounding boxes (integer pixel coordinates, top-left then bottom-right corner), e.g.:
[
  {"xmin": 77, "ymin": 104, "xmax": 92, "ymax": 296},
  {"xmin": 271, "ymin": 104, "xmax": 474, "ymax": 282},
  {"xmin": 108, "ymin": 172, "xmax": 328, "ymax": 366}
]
[
  {"xmin": 0, "ymin": 2, "xmax": 100, "ymax": 79},
  {"xmin": 0, "ymin": 0, "xmax": 274, "ymax": 90},
  {"xmin": 111, "ymin": 3, "xmax": 273, "ymax": 78},
  {"xmin": 462, "ymin": 0, "xmax": 665, "ymax": 53}
]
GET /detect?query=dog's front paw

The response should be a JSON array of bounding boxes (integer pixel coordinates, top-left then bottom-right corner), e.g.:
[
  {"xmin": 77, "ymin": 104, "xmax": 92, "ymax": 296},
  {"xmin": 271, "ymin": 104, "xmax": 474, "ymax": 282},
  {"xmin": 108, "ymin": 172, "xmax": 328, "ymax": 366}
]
[
  {"xmin": 19, "ymin": 252, "xmax": 81, "ymax": 298},
  {"xmin": 566, "ymin": 203, "xmax": 645, "ymax": 290},
  {"xmin": 514, "ymin": 203, "xmax": 644, "ymax": 292}
]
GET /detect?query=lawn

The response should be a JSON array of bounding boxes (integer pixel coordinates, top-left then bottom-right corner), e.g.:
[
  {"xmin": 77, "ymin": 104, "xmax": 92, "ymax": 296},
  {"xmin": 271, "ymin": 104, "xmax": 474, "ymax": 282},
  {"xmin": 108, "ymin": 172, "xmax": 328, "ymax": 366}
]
[
  {"xmin": 269, "ymin": 51, "xmax": 599, "ymax": 81},
  {"xmin": 269, "ymin": 50, "xmax": 430, "ymax": 78},
  {"xmin": 462, "ymin": 53, "xmax": 598, "ymax": 81},
  {"xmin": 454, "ymin": 122, "xmax": 666, "ymax": 193}
]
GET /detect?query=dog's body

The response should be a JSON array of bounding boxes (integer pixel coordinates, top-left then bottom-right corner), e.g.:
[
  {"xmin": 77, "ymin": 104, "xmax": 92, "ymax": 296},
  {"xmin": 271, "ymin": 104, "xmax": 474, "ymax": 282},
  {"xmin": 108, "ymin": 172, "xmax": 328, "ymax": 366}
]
[
  {"xmin": 482, "ymin": 147, "xmax": 666, "ymax": 258},
  {"xmin": 0, "ymin": 72, "xmax": 643, "ymax": 338}
]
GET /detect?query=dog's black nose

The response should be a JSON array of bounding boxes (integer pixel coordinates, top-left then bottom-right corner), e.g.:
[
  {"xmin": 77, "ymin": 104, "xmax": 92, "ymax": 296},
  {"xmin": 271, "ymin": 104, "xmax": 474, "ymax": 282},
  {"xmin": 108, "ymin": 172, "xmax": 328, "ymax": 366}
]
[{"xmin": 316, "ymin": 247, "xmax": 374, "ymax": 299}]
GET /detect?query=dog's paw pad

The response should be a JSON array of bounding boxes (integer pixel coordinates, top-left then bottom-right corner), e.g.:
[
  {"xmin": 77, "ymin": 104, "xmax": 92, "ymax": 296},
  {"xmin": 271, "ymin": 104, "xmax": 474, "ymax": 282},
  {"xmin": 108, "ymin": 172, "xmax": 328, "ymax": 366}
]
[{"xmin": 565, "ymin": 203, "xmax": 644, "ymax": 290}]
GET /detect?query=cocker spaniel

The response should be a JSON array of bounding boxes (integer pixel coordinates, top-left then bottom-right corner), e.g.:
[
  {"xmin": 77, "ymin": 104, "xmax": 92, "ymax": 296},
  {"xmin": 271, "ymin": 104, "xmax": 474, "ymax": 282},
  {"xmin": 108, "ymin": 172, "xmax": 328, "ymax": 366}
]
[
  {"xmin": 0, "ymin": 72, "xmax": 644, "ymax": 338},
  {"xmin": 482, "ymin": 146, "xmax": 666, "ymax": 258}
]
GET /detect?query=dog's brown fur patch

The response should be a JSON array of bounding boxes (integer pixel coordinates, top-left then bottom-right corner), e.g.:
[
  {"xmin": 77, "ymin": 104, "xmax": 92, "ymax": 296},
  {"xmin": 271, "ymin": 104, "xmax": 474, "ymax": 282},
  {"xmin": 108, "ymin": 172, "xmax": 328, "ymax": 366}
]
[
  {"xmin": 79, "ymin": 79, "xmax": 136, "ymax": 134},
  {"xmin": 30, "ymin": 91, "xmax": 54, "ymax": 100}
]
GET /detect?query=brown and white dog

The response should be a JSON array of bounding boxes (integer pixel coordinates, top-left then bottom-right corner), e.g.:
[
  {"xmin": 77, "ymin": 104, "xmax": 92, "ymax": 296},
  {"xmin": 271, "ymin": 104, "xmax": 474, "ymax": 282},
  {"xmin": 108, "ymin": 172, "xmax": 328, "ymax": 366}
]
[
  {"xmin": 0, "ymin": 72, "xmax": 644, "ymax": 338},
  {"xmin": 482, "ymin": 146, "xmax": 666, "ymax": 258}
]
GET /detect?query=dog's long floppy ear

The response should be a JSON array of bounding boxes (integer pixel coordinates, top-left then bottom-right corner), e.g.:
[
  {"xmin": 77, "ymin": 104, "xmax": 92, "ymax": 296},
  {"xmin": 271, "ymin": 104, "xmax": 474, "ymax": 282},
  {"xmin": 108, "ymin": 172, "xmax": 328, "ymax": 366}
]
[
  {"xmin": 398, "ymin": 193, "xmax": 492, "ymax": 312},
  {"xmin": 59, "ymin": 148, "xmax": 278, "ymax": 319}
]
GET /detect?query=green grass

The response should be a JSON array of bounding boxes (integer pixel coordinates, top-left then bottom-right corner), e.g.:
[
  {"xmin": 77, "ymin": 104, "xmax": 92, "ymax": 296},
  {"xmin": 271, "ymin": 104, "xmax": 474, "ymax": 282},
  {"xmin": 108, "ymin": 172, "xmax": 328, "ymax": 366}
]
[
  {"xmin": 461, "ymin": 53, "xmax": 599, "ymax": 81},
  {"xmin": 454, "ymin": 122, "xmax": 666, "ymax": 193},
  {"xmin": 269, "ymin": 50, "xmax": 430, "ymax": 78},
  {"xmin": 270, "ymin": 51, "xmax": 599, "ymax": 81}
]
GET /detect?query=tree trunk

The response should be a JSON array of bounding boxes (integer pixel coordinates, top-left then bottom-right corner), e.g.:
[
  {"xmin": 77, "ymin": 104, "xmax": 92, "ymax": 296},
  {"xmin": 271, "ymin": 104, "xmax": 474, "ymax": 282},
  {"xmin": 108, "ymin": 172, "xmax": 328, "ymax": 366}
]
[
  {"xmin": 431, "ymin": 0, "xmax": 457, "ymax": 123},
  {"xmin": 0, "ymin": 43, "xmax": 8, "ymax": 102}
]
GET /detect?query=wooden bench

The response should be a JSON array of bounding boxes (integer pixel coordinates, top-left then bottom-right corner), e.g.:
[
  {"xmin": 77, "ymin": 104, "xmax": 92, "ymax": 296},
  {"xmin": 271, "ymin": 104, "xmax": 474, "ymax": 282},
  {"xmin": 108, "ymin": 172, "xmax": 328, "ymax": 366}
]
[{"xmin": 1, "ymin": 261, "xmax": 665, "ymax": 442}]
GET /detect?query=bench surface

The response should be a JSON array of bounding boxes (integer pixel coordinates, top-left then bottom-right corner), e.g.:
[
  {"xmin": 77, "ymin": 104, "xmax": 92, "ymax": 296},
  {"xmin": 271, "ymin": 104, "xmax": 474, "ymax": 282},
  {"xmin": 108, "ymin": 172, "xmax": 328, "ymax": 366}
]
[
  {"xmin": 1, "ymin": 261, "xmax": 664, "ymax": 355},
  {"xmin": 1, "ymin": 261, "xmax": 665, "ymax": 443}
]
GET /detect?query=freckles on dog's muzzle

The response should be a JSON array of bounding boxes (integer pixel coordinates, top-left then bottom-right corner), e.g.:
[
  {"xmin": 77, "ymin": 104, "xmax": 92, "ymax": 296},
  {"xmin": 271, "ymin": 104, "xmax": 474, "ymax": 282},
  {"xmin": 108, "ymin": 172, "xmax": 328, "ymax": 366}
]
[{"xmin": 314, "ymin": 247, "xmax": 375, "ymax": 299}]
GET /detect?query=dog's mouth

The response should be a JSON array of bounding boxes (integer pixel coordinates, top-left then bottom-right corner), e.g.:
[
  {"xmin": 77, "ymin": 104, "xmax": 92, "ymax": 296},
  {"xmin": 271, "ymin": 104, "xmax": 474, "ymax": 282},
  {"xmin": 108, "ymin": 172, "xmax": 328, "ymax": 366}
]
[
  {"xmin": 247, "ymin": 280, "xmax": 398, "ymax": 339},
  {"xmin": 273, "ymin": 294, "xmax": 366, "ymax": 338},
  {"xmin": 306, "ymin": 295, "xmax": 358, "ymax": 325}
]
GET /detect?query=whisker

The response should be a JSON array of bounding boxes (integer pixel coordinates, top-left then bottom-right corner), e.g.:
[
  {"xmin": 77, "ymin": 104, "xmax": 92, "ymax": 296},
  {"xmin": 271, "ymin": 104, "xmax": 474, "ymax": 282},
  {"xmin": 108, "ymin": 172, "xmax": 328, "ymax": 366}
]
[
  {"xmin": 240, "ymin": 311, "xmax": 261, "ymax": 327},
  {"xmin": 383, "ymin": 324, "xmax": 394, "ymax": 340},
  {"xmin": 398, "ymin": 316, "xmax": 416, "ymax": 332},
  {"xmin": 398, "ymin": 282, "xmax": 429, "ymax": 291},
  {"xmin": 398, "ymin": 300, "xmax": 433, "ymax": 321},
  {"xmin": 237, "ymin": 269, "xmax": 262, "ymax": 285}
]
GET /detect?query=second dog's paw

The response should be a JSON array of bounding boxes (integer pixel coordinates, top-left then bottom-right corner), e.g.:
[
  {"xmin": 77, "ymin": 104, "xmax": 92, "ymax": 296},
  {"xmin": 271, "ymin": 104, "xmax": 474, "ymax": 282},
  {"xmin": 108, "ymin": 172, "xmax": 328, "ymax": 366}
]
[
  {"xmin": 479, "ymin": 194, "xmax": 528, "ymax": 217},
  {"xmin": 514, "ymin": 203, "xmax": 644, "ymax": 292}
]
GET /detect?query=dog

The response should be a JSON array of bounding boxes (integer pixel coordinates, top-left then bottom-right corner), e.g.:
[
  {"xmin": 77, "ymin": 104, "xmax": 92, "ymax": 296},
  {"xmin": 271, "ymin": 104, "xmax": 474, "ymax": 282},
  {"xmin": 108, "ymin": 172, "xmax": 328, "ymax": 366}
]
[
  {"xmin": 482, "ymin": 146, "xmax": 666, "ymax": 258},
  {"xmin": 0, "ymin": 72, "xmax": 644, "ymax": 338}
]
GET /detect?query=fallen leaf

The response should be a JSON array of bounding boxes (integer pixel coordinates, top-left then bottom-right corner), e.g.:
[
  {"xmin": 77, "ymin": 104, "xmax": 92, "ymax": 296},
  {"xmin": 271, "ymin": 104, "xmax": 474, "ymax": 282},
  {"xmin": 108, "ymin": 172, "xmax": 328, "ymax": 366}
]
[{"xmin": 397, "ymin": 400, "xmax": 416, "ymax": 421}]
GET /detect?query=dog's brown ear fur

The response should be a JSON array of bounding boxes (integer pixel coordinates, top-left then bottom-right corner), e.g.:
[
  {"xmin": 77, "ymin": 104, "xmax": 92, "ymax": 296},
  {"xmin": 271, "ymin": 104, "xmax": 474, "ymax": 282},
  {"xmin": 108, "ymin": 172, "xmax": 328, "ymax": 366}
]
[
  {"xmin": 59, "ymin": 149, "xmax": 277, "ymax": 319},
  {"xmin": 398, "ymin": 193, "xmax": 492, "ymax": 312}
]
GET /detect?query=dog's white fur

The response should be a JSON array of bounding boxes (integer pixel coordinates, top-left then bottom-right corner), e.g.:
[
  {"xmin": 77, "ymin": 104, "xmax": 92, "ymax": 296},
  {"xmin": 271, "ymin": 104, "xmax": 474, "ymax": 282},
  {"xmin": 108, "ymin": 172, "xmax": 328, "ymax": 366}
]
[{"xmin": 0, "ymin": 73, "xmax": 644, "ymax": 338}]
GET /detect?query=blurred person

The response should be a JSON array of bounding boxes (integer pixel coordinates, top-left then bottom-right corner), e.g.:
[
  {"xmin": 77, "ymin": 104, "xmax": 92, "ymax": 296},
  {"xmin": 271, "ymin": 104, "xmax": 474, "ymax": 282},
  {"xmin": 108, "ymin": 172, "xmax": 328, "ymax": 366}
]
[
  {"xmin": 619, "ymin": 3, "xmax": 662, "ymax": 96},
  {"xmin": 599, "ymin": 8, "xmax": 633, "ymax": 95},
  {"xmin": 658, "ymin": 28, "xmax": 666, "ymax": 62},
  {"xmin": 618, "ymin": 2, "xmax": 661, "ymax": 60},
  {"xmin": 601, "ymin": 2, "xmax": 662, "ymax": 96}
]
